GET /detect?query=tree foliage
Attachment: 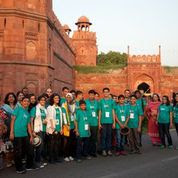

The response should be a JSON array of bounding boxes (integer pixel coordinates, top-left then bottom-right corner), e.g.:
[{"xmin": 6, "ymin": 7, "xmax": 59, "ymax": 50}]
[{"xmin": 97, "ymin": 51, "xmax": 127, "ymax": 65}]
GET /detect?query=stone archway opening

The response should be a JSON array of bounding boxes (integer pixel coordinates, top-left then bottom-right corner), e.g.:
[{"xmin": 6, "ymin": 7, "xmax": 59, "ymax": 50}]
[{"xmin": 137, "ymin": 82, "xmax": 151, "ymax": 94}]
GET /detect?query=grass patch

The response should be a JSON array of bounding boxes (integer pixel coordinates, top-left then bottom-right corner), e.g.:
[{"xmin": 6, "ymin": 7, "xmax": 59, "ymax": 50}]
[
  {"xmin": 164, "ymin": 66, "xmax": 178, "ymax": 73},
  {"xmin": 74, "ymin": 64, "xmax": 126, "ymax": 74}
]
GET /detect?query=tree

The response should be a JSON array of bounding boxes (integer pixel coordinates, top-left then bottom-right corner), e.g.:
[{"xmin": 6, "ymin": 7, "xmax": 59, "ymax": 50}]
[{"xmin": 97, "ymin": 51, "xmax": 127, "ymax": 65}]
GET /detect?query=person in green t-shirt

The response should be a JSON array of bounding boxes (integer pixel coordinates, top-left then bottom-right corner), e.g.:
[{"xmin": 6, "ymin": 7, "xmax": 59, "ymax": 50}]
[
  {"xmin": 60, "ymin": 87, "xmax": 69, "ymax": 106},
  {"xmin": 85, "ymin": 90, "xmax": 99, "ymax": 157},
  {"xmin": 115, "ymin": 95, "xmax": 129, "ymax": 156},
  {"xmin": 157, "ymin": 96, "xmax": 173, "ymax": 149},
  {"xmin": 127, "ymin": 95, "xmax": 142, "ymax": 154},
  {"xmin": 74, "ymin": 100, "xmax": 91, "ymax": 162},
  {"xmin": 30, "ymin": 94, "xmax": 47, "ymax": 167},
  {"xmin": 10, "ymin": 96, "xmax": 34, "ymax": 173},
  {"xmin": 173, "ymin": 93, "xmax": 178, "ymax": 149},
  {"xmin": 62, "ymin": 93, "xmax": 76, "ymax": 162},
  {"xmin": 135, "ymin": 90, "xmax": 145, "ymax": 147},
  {"xmin": 46, "ymin": 93, "xmax": 63, "ymax": 163},
  {"xmin": 75, "ymin": 90, "xmax": 83, "ymax": 111},
  {"xmin": 98, "ymin": 87, "xmax": 115, "ymax": 157}
]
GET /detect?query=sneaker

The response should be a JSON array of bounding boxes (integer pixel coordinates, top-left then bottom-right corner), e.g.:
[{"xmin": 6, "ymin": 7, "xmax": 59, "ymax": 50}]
[
  {"xmin": 102, "ymin": 150, "xmax": 107, "ymax": 157},
  {"xmin": 16, "ymin": 169, "xmax": 26, "ymax": 174},
  {"xmin": 87, "ymin": 156, "xmax": 92, "ymax": 160},
  {"xmin": 107, "ymin": 150, "xmax": 112, "ymax": 156},
  {"xmin": 22, "ymin": 159, "xmax": 26, "ymax": 164},
  {"xmin": 69, "ymin": 156, "xmax": 74, "ymax": 161},
  {"xmin": 64, "ymin": 157, "xmax": 70, "ymax": 162},
  {"xmin": 76, "ymin": 159, "xmax": 82, "ymax": 163},
  {"xmin": 115, "ymin": 151, "xmax": 120, "ymax": 156},
  {"xmin": 120, "ymin": 151, "xmax": 127, "ymax": 156},
  {"xmin": 6, "ymin": 162, "xmax": 13, "ymax": 168},
  {"xmin": 36, "ymin": 162, "xmax": 44, "ymax": 169},
  {"xmin": 43, "ymin": 162, "xmax": 48, "ymax": 166},
  {"xmin": 160, "ymin": 145, "xmax": 166, "ymax": 149},
  {"xmin": 168, "ymin": 145, "xmax": 173, "ymax": 149},
  {"xmin": 26, "ymin": 164, "xmax": 40, "ymax": 171},
  {"xmin": 134, "ymin": 150, "xmax": 141, "ymax": 154}
]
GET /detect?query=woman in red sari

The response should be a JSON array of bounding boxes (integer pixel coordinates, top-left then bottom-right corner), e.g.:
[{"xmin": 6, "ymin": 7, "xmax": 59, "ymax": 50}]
[{"xmin": 145, "ymin": 93, "xmax": 161, "ymax": 146}]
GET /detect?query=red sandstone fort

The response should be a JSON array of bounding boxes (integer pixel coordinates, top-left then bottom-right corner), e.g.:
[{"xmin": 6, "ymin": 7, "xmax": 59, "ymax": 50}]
[{"xmin": 0, "ymin": 0, "xmax": 178, "ymax": 98}]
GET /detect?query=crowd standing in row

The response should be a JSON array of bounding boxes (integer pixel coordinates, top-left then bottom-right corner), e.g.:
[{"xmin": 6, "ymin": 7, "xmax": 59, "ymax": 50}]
[{"xmin": 0, "ymin": 86, "xmax": 178, "ymax": 174}]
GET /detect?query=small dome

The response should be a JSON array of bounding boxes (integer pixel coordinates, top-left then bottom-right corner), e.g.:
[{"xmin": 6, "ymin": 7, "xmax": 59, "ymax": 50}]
[
  {"xmin": 76, "ymin": 16, "xmax": 92, "ymax": 25},
  {"xmin": 63, "ymin": 24, "xmax": 71, "ymax": 32}
]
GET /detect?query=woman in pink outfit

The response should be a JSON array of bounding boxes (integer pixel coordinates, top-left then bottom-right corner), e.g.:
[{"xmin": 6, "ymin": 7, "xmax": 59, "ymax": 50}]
[{"xmin": 145, "ymin": 93, "xmax": 161, "ymax": 146}]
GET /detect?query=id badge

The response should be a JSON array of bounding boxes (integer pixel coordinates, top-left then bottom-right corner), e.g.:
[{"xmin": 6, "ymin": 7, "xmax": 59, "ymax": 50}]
[
  {"xmin": 105, "ymin": 112, "xmax": 110, "ymax": 118},
  {"xmin": 130, "ymin": 113, "xmax": 134, "ymax": 119},
  {"xmin": 63, "ymin": 113, "xmax": 67, "ymax": 124},
  {"xmin": 71, "ymin": 115, "xmax": 74, "ymax": 121},
  {"xmin": 92, "ymin": 111, "xmax": 96, "ymax": 117},
  {"xmin": 121, "ymin": 116, "xmax": 125, "ymax": 122},
  {"xmin": 85, "ymin": 124, "xmax": 89, "ymax": 130},
  {"xmin": 56, "ymin": 119, "xmax": 59, "ymax": 125}
]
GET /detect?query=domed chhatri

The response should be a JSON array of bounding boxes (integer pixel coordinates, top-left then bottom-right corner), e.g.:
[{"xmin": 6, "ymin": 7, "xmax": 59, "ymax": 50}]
[
  {"xmin": 63, "ymin": 24, "xmax": 71, "ymax": 35},
  {"xmin": 75, "ymin": 16, "xmax": 92, "ymax": 31},
  {"xmin": 76, "ymin": 16, "xmax": 92, "ymax": 25}
]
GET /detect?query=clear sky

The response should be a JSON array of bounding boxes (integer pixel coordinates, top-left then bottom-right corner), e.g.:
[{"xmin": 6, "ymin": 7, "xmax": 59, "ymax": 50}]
[{"xmin": 53, "ymin": 0, "xmax": 178, "ymax": 66}]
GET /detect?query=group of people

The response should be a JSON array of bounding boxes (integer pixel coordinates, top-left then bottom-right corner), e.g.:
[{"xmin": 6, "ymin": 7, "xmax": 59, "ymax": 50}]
[{"xmin": 0, "ymin": 86, "xmax": 178, "ymax": 174}]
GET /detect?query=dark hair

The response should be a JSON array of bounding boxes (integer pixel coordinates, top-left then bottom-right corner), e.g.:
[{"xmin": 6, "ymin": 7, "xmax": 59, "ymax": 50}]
[
  {"xmin": 162, "ymin": 95, "xmax": 170, "ymax": 106},
  {"xmin": 88, "ymin": 90, "xmax": 95, "ymax": 94},
  {"xmin": 152, "ymin": 93, "xmax": 161, "ymax": 102},
  {"xmin": 103, "ymin": 87, "xmax": 110, "ymax": 92},
  {"xmin": 38, "ymin": 94, "xmax": 46, "ymax": 102},
  {"xmin": 112, "ymin": 95, "xmax": 117, "ymax": 98},
  {"xmin": 16, "ymin": 91, "xmax": 24, "ymax": 98},
  {"xmin": 29, "ymin": 93, "xmax": 36, "ymax": 99},
  {"xmin": 62, "ymin": 87, "xmax": 69, "ymax": 91},
  {"xmin": 4, "ymin": 92, "xmax": 17, "ymax": 106},
  {"xmin": 42, "ymin": 93, "xmax": 49, "ymax": 99},
  {"xmin": 49, "ymin": 93, "xmax": 60, "ymax": 106},
  {"xmin": 76, "ymin": 90, "xmax": 83, "ymax": 97},
  {"xmin": 173, "ymin": 93, "xmax": 178, "ymax": 107},
  {"xmin": 130, "ymin": 94, "xmax": 137, "ymax": 99},
  {"xmin": 21, "ymin": 96, "xmax": 29, "ymax": 101},
  {"xmin": 79, "ymin": 100, "xmax": 86, "ymax": 106},
  {"xmin": 70, "ymin": 90, "xmax": 76, "ymax": 94},
  {"xmin": 124, "ymin": 89, "xmax": 131, "ymax": 93},
  {"xmin": 95, "ymin": 92, "xmax": 100, "ymax": 96},
  {"xmin": 118, "ymin": 94, "xmax": 125, "ymax": 100}
]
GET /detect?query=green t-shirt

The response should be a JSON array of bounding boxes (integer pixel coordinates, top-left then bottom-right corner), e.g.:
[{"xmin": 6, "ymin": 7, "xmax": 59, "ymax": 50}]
[
  {"xmin": 76, "ymin": 109, "xmax": 90, "ymax": 138},
  {"xmin": 99, "ymin": 98, "xmax": 114, "ymax": 124},
  {"xmin": 30, "ymin": 107, "xmax": 47, "ymax": 132},
  {"xmin": 136, "ymin": 98, "xmax": 144, "ymax": 116},
  {"xmin": 60, "ymin": 97, "xmax": 66, "ymax": 106},
  {"xmin": 12, "ymin": 106, "xmax": 31, "ymax": 137},
  {"xmin": 75, "ymin": 100, "xmax": 80, "ymax": 111},
  {"xmin": 158, "ymin": 104, "xmax": 173, "ymax": 123},
  {"xmin": 85, "ymin": 99, "xmax": 99, "ymax": 126},
  {"xmin": 114, "ymin": 104, "xmax": 129, "ymax": 129},
  {"xmin": 127, "ymin": 104, "xmax": 142, "ymax": 128},
  {"xmin": 55, "ymin": 108, "xmax": 62, "ymax": 132},
  {"xmin": 173, "ymin": 105, "xmax": 178, "ymax": 123}
]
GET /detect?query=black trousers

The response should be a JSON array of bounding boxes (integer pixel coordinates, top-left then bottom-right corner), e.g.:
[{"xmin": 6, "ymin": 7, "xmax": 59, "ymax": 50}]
[
  {"xmin": 76, "ymin": 137, "xmax": 89, "ymax": 159},
  {"xmin": 89, "ymin": 126, "xmax": 98, "ymax": 155},
  {"xmin": 158, "ymin": 123, "xmax": 173, "ymax": 146},
  {"xmin": 13, "ymin": 137, "xmax": 33, "ymax": 171},
  {"xmin": 69, "ymin": 129, "xmax": 76, "ymax": 157},
  {"xmin": 48, "ymin": 133, "xmax": 61, "ymax": 161},
  {"xmin": 175, "ymin": 123, "xmax": 178, "ymax": 135}
]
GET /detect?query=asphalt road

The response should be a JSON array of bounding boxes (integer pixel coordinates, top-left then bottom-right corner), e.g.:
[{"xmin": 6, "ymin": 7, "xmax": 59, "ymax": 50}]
[{"xmin": 1, "ymin": 130, "xmax": 178, "ymax": 178}]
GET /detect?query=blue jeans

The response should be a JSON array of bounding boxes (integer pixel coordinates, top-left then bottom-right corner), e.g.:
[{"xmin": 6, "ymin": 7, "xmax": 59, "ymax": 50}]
[
  {"xmin": 116, "ymin": 129, "xmax": 124, "ymax": 151},
  {"xmin": 101, "ymin": 124, "xmax": 112, "ymax": 151}
]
